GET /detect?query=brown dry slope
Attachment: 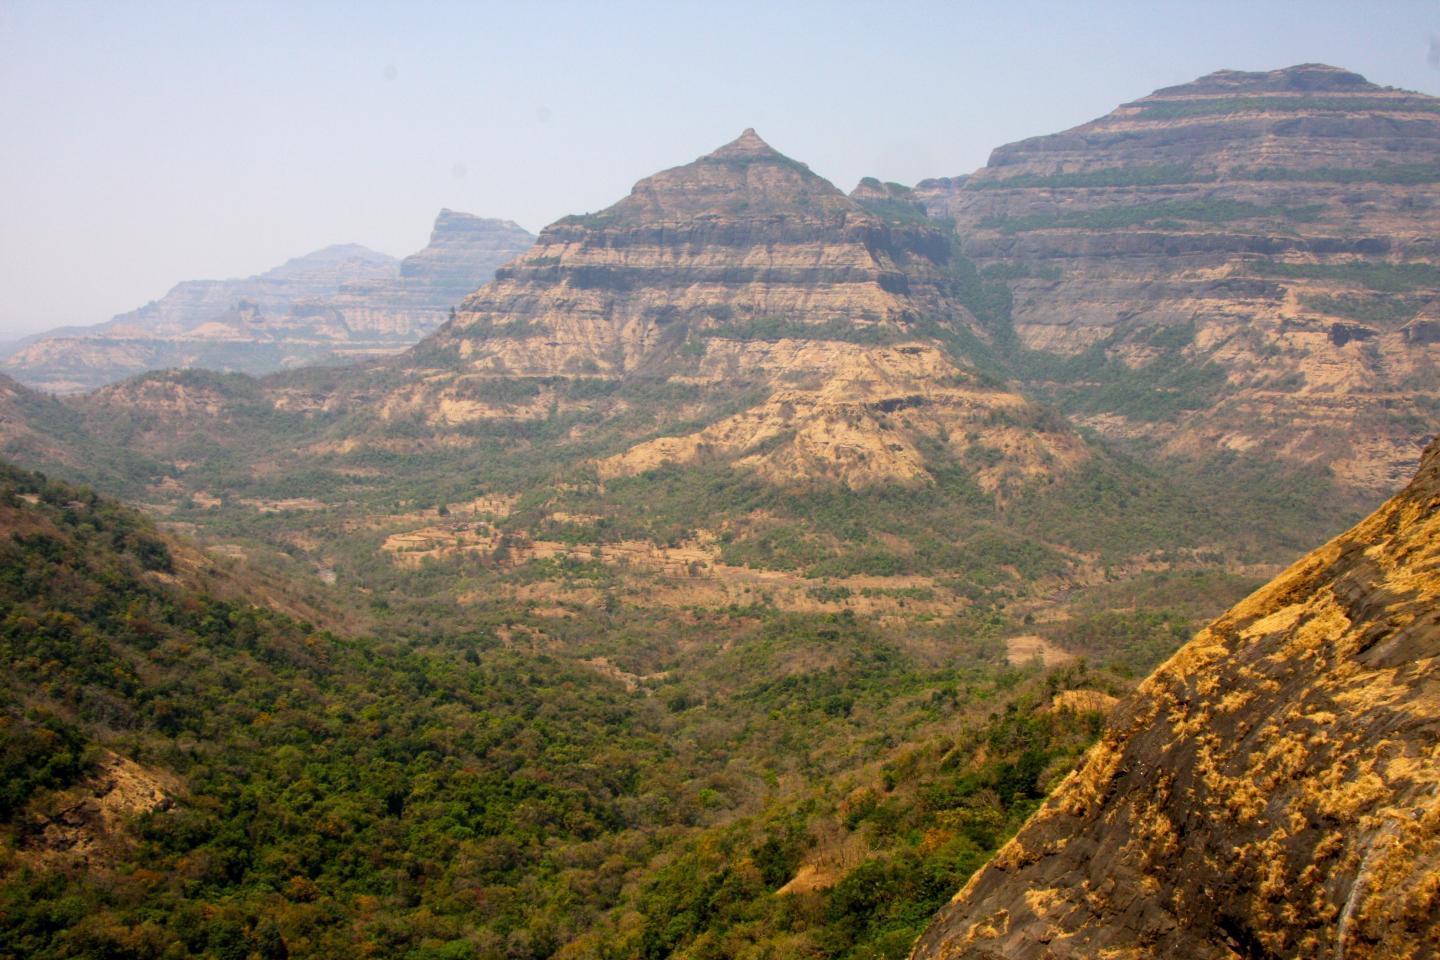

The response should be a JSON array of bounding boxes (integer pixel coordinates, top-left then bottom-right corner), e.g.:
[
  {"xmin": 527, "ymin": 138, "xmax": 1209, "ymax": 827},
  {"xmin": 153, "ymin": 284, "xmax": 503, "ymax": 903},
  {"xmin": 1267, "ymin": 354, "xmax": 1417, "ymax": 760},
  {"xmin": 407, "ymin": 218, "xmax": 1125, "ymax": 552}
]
[{"xmin": 912, "ymin": 438, "xmax": 1440, "ymax": 959}]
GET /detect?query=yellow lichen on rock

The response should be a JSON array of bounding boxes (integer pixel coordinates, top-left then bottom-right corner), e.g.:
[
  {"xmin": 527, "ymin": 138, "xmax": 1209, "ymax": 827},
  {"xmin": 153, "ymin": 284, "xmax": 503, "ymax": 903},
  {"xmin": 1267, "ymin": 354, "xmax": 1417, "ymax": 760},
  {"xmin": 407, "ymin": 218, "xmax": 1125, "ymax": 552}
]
[{"xmin": 910, "ymin": 439, "xmax": 1440, "ymax": 959}]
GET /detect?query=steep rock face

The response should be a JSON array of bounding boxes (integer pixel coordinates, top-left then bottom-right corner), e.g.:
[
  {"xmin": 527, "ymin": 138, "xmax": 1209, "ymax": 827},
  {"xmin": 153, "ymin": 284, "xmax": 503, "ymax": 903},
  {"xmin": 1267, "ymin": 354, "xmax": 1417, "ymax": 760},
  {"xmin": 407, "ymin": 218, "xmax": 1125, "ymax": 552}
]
[
  {"xmin": 3, "ymin": 215, "xmax": 534, "ymax": 393},
  {"xmin": 912, "ymin": 438, "xmax": 1440, "ymax": 959},
  {"xmin": 917, "ymin": 64, "xmax": 1440, "ymax": 496}
]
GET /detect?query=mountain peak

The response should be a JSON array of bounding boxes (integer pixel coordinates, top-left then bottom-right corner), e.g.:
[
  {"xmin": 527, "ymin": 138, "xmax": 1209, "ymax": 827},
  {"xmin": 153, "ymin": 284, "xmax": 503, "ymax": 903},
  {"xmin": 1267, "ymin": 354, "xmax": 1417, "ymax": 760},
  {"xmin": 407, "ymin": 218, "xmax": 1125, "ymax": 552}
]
[
  {"xmin": 543, "ymin": 128, "xmax": 843, "ymax": 230},
  {"xmin": 426, "ymin": 209, "xmax": 533, "ymax": 244},
  {"xmin": 1147, "ymin": 62, "xmax": 1378, "ymax": 99},
  {"xmin": 707, "ymin": 127, "xmax": 779, "ymax": 160}
]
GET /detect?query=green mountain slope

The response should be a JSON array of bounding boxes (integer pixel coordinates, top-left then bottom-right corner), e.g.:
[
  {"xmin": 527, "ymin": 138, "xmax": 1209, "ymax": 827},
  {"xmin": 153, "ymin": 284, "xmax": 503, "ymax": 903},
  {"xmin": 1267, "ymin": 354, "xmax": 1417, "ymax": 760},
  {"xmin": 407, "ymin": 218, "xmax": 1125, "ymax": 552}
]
[{"xmin": 1, "ymin": 459, "xmax": 1221, "ymax": 959}]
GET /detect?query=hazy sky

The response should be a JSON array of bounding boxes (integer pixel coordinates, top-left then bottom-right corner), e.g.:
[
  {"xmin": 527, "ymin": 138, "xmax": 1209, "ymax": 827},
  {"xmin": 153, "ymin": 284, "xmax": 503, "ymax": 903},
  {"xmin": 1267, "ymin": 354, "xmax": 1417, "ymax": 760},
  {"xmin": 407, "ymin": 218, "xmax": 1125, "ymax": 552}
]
[{"xmin": 3, "ymin": 0, "xmax": 1440, "ymax": 337}]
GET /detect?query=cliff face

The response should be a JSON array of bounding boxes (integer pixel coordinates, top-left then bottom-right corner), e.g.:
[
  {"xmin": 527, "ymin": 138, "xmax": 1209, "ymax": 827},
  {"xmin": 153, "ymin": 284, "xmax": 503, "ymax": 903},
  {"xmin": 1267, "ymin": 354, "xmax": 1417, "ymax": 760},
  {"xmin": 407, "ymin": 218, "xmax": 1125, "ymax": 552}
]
[
  {"xmin": 2, "ymin": 215, "xmax": 534, "ymax": 393},
  {"xmin": 912, "ymin": 437, "xmax": 1440, "ymax": 960},
  {"xmin": 917, "ymin": 64, "xmax": 1440, "ymax": 496}
]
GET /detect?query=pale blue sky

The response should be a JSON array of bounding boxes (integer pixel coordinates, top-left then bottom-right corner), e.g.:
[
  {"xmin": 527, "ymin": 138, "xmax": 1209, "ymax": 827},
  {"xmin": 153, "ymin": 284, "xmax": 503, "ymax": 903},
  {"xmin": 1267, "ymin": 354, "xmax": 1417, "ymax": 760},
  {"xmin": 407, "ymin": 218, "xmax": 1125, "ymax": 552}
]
[{"xmin": 3, "ymin": 0, "xmax": 1439, "ymax": 337}]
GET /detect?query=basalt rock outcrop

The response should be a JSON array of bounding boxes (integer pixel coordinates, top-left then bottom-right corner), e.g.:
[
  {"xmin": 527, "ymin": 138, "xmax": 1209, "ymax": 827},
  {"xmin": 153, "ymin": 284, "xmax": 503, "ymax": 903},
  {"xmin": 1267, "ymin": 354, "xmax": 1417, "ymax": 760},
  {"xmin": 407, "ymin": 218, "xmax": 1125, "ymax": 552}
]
[
  {"xmin": 4, "ymin": 214, "xmax": 534, "ymax": 393},
  {"xmin": 911, "ymin": 437, "xmax": 1440, "ymax": 959},
  {"xmin": 916, "ymin": 64, "xmax": 1440, "ymax": 497}
]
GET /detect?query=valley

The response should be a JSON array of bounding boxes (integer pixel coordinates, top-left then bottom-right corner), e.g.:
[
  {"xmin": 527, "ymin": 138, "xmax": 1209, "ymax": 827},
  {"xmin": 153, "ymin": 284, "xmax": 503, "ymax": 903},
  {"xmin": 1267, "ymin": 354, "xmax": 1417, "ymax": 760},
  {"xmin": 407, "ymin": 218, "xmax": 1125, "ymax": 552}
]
[{"xmin": 1, "ymin": 60, "xmax": 1437, "ymax": 960}]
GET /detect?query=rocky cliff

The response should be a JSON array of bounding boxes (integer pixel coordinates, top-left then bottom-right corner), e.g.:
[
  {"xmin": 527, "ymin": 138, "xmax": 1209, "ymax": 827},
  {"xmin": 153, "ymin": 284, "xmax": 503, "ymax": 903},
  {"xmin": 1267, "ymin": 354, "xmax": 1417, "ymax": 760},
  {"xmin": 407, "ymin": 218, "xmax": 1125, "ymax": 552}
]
[
  {"xmin": 3, "ymin": 214, "xmax": 534, "ymax": 393},
  {"xmin": 911, "ymin": 436, "xmax": 1440, "ymax": 959},
  {"xmin": 916, "ymin": 64, "xmax": 1440, "ymax": 497}
]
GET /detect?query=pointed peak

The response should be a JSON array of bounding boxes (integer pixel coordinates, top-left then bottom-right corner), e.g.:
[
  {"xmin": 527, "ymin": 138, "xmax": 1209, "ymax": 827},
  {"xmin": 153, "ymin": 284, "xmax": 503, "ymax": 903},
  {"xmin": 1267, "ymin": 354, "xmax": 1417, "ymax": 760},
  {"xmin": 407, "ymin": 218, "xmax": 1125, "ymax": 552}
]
[
  {"xmin": 544, "ymin": 127, "xmax": 850, "ymax": 232},
  {"xmin": 707, "ymin": 128, "xmax": 783, "ymax": 161}
]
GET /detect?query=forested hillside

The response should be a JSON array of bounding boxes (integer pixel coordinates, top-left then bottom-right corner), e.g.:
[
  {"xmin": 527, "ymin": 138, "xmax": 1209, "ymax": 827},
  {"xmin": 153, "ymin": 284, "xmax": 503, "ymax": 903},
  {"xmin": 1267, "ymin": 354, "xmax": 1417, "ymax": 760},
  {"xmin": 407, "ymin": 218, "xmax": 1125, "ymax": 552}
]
[{"xmin": 0, "ymin": 461, "xmax": 1204, "ymax": 959}]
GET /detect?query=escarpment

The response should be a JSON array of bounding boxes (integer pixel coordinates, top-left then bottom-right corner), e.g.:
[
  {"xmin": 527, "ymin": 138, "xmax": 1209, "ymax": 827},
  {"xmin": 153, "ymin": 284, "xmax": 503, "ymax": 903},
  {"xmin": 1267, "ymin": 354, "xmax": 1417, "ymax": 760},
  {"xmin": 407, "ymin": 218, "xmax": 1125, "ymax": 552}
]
[
  {"xmin": 917, "ymin": 64, "xmax": 1440, "ymax": 497},
  {"xmin": 911, "ymin": 436, "xmax": 1440, "ymax": 960}
]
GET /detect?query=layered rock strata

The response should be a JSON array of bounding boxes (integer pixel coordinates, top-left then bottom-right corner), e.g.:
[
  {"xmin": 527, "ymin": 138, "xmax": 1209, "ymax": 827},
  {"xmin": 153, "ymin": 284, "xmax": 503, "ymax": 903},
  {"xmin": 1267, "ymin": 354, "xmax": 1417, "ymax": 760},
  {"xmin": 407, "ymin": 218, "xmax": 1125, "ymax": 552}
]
[
  {"xmin": 916, "ymin": 64, "xmax": 1440, "ymax": 495},
  {"xmin": 385, "ymin": 130, "xmax": 1083, "ymax": 488},
  {"xmin": 418, "ymin": 129, "xmax": 977, "ymax": 379}
]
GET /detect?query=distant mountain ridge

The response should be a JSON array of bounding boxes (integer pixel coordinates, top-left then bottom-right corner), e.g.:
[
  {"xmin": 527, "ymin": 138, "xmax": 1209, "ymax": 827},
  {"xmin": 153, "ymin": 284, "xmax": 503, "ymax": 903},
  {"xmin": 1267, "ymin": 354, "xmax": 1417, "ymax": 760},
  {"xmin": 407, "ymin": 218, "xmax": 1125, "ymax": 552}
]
[
  {"xmin": 3, "ymin": 212, "xmax": 535, "ymax": 393},
  {"xmin": 102, "ymin": 243, "xmax": 400, "ymax": 337}
]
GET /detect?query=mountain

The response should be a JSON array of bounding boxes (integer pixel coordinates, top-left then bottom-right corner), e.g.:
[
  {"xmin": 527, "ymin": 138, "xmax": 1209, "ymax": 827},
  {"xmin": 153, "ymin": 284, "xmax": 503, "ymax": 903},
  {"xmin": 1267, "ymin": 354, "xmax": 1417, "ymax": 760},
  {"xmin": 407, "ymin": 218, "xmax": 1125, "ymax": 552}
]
[
  {"xmin": 1, "ymin": 245, "xmax": 398, "ymax": 392},
  {"xmin": 416, "ymin": 128, "xmax": 975, "ymax": 379},
  {"xmin": 3, "ymin": 214, "xmax": 535, "ymax": 393},
  {"xmin": 20, "ymin": 127, "xmax": 1342, "ymax": 661},
  {"xmin": 914, "ymin": 64, "xmax": 1440, "ymax": 498},
  {"xmin": 386, "ymin": 129, "xmax": 1085, "ymax": 493},
  {"xmin": 50, "ymin": 130, "xmax": 1316, "ymax": 623},
  {"xmin": 97, "ymin": 243, "xmax": 399, "ymax": 336},
  {"xmin": 296, "ymin": 210, "xmax": 538, "ymax": 347},
  {"xmin": 911, "ymin": 436, "xmax": 1440, "ymax": 959},
  {"xmin": 5, "ymin": 84, "xmax": 1435, "ymax": 960}
]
